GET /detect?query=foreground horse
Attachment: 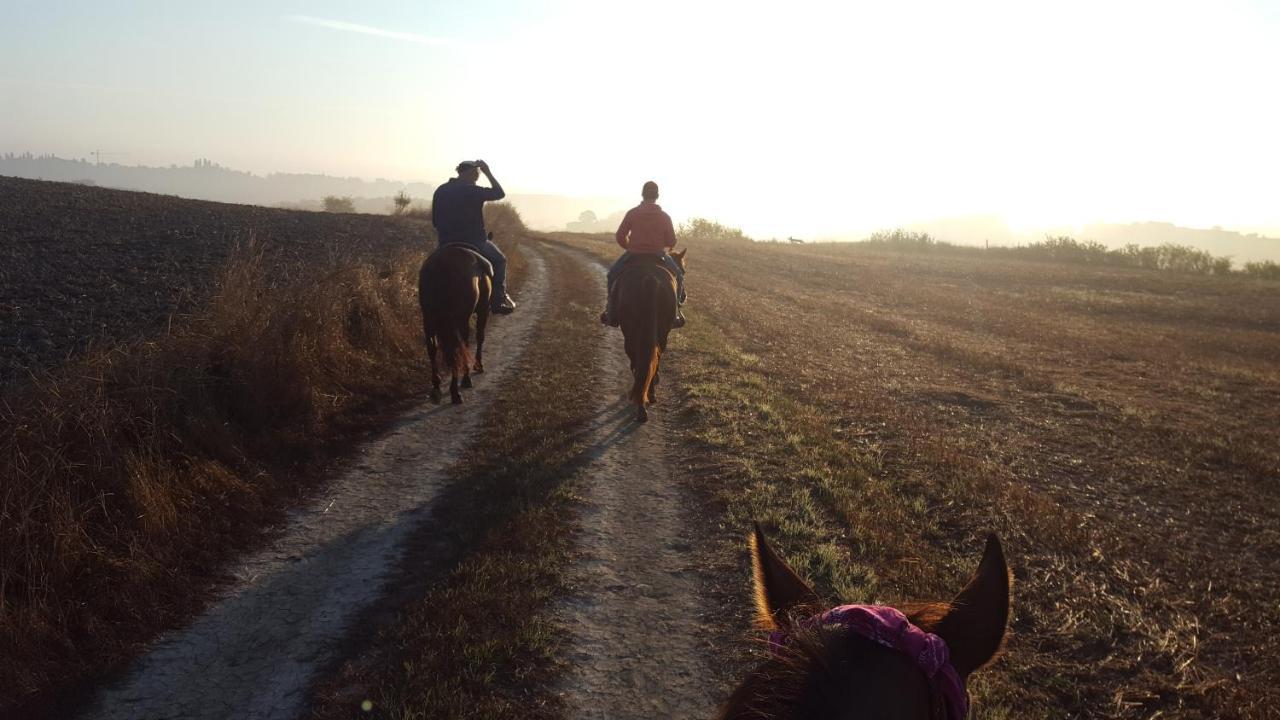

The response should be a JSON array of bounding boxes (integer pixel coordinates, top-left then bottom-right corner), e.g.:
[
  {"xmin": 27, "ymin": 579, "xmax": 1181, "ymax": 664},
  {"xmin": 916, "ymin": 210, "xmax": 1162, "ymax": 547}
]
[
  {"xmin": 721, "ymin": 525, "xmax": 1011, "ymax": 719},
  {"xmin": 616, "ymin": 249, "xmax": 687, "ymax": 422},
  {"xmin": 418, "ymin": 240, "xmax": 492, "ymax": 404}
]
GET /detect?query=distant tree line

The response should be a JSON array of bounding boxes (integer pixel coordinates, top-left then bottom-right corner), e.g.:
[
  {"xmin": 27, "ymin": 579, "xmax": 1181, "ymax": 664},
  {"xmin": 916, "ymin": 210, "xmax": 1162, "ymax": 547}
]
[{"xmin": 861, "ymin": 229, "xmax": 1279, "ymax": 279}]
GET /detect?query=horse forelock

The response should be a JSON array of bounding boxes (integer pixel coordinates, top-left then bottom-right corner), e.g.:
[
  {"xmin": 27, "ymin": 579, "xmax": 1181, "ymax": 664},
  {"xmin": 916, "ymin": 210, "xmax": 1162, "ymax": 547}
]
[{"xmin": 721, "ymin": 602, "xmax": 954, "ymax": 720}]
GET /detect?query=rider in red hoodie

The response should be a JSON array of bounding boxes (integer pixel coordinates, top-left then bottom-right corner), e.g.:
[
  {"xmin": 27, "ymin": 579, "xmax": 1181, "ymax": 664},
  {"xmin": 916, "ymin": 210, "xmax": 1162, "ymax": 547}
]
[{"xmin": 600, "ymin": 181, "xmax": 687, "ymax": 327}]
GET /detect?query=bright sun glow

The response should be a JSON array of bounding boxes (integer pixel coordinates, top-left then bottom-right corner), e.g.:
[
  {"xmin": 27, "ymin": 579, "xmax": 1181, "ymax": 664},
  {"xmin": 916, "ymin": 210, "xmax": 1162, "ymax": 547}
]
[{"xmin": 2, "ymin": 0, "xmax": 1278, "ymax": 238}]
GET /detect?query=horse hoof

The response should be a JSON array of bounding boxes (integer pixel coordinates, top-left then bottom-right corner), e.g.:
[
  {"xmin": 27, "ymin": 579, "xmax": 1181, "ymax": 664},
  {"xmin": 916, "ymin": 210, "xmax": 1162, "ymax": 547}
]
[
  {"xmin": 452, "ymin": 395, "xmax": 464, "ymax": 405},
  {"xmin": 461, "ymin": 376, "xmax": 473, "ymax": 389},
  {"xmin": 637, "ymin": 408, "xmax": 649, "ymax": 423},
  {"xmin": 430, "ymin": 389, "xmax": 442, "ymax": 404},
  {"xmin": 474, "ymin": 364, "xmax": 485, "ymax": 374}
]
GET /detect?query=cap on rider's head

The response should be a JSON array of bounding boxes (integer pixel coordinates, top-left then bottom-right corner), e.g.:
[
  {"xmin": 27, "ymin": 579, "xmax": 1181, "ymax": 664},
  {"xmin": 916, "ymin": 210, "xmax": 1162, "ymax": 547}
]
[{"xmin": 457, "ymin": 160, "xmax": 480, "ymax": 173}]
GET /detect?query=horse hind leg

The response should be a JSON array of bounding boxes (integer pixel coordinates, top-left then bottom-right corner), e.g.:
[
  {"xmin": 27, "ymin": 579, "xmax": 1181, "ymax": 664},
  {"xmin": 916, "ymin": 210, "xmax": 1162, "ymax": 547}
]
[
  {"xmin": 648, "ymin": 370, "xmax": 659, "ymax": 405},
  {"xmin": 450, "ymin": 374, "xmax": 463, "ymax": 404},
  {"xmin": 425, "ymin": 331, "xmax": 442, "ymax": 403},
  {"xmin": 474, "ymin": 306, "xmax": 489, "ymax": 374},
  {"xmin": 460, "ymin": 308, "xmax": 475, "ymax": 389}
]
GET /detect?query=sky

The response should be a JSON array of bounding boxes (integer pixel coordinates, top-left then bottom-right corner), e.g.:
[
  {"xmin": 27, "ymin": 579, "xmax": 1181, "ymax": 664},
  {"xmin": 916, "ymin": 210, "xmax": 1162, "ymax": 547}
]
[{"xmin": 2, "ymin": 0, "xmax": 1279, "ymax": 238}]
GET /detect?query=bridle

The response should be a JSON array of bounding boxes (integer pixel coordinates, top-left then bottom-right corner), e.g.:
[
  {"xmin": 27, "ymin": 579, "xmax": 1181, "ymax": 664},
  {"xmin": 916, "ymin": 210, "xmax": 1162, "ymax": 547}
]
[{"xmin": 766, "ymin": 604, "xmax": 969, "ymax": 720}]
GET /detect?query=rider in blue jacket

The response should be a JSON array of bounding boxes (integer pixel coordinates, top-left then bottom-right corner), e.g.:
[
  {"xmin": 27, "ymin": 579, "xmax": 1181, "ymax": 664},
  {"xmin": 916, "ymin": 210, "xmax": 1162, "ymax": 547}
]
[{"xmin": 431, "ymin": 160, "xmax": 516, "ymax": 314}]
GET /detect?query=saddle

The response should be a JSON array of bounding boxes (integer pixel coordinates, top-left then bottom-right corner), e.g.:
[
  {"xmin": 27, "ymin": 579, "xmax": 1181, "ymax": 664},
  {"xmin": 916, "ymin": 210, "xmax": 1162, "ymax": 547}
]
[
  {"xmin": 608, "ymin": 254, "xmax": 676, "ymax": 309},
  {"xmin": 426, "ymin": 243, "xmax": 493, "ymax": 278},
  {"xmin": 620, "ymin": 253, "xmax": 675, "ymax": 277}
]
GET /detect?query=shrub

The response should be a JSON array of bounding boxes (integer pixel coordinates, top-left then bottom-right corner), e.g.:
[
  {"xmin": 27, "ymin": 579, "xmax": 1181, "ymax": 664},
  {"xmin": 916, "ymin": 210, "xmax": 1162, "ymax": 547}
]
[
  {"xmin": 680, "ymin": 217, "xmax": 751, "ymax": 243},
  {"xmin": 322, "ymin": 195, "xmax": 356, "ymax": 213},
  {"xmin": 392, "ymin": 191, "xmax": 412, "ymax": 216},
  {"xmin": 1019, "ymin": 236, "xmax": 1111, "ymax": 264},
  {"xmin": 483, "ymin": 201, "xmax": 527, "ymax": 239},
  {"xmin": 1243, "ymin": 260, "xmax": 1280, "ymax": 280},
  {"xmin": 863, "ymin": 229, "xmax": 944, "ymax": 251}
]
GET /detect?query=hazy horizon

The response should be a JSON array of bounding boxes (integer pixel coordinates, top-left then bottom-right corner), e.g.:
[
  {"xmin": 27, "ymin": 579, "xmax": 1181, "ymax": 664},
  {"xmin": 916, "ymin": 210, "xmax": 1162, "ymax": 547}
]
[{"xmin": 4, "ymin": 1, "xmax": 1280, "ymax": 239}]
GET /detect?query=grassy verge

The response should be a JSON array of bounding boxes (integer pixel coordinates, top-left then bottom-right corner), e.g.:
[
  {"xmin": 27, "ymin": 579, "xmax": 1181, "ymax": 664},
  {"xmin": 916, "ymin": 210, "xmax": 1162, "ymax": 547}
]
[
  {"xmin": 0, "ymin": 208, "xmax": 534, "ymax": 713},
  {"xmin": 307, "ymin": 241, "xmax": 601, "ymax": 719},
  {"xmin": 0, "ymin": 235, "xmax": 432, "ymax": 711}
]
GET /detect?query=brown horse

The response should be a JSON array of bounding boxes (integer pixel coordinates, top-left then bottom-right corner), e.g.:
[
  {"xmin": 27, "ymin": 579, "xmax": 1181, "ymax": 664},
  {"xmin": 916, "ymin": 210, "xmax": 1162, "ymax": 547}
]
[
  {"xmin": 616, "ymin": 249, "xmax": 686, "ymax": 423},
  {"xmin": 418, "ymin": 240, "xmax": 492, "ymax": 404},
  {"xmin": 720, "ymin": 525, "xmax": 1011, "ymax": 720}
]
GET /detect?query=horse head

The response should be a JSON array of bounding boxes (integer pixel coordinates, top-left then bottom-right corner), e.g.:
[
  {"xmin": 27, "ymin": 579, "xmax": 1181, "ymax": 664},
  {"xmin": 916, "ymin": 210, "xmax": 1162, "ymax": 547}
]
[
  {"xmin": 671, "ymin": 248, "xmax": 688, "ymax": 273},
  {"xmin": 719, "ymin": 525, "xmax": 1011, "ymax": 720}
]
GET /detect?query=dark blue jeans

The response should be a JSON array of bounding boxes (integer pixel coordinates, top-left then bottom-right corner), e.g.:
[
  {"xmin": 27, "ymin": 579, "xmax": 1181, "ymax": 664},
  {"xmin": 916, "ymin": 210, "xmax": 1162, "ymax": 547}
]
[
  {"xmin": 477, "ymin": 239, "xmax": 508, "ymax": 299},
  {"xmin": 607, "ymin": 252, "xmax": 685, "ymax": 303}
]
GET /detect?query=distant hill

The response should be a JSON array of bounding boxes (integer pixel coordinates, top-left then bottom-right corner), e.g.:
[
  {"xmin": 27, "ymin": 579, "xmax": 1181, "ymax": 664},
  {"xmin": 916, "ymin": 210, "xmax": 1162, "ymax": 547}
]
[{"xmin": 0, "ymin": 153, "xmax": 435, "ymax": 208}]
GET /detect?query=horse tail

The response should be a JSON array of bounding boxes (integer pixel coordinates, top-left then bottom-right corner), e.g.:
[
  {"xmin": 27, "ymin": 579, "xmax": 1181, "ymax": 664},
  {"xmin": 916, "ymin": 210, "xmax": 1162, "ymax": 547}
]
[
  {"xmin": 441, "ymin": 323, "xmax": 472, "ymax": 377},
  {"xmin": 630, "ymin": 274, "xmax": 662, "ymax": 406}
]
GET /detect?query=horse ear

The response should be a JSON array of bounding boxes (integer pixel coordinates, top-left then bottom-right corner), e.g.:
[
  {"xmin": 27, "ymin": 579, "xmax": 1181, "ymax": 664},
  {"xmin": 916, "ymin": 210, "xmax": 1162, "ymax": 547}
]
[
  {"xmin": 934, "ymin": 534, "xmax": 1011, "ymax": 678},
  {"xmin": 751, "ymin": 522, "xmax": 821, "ymax": 630},
  {"xmin": 488, "ymin": 231, "xmax": 494, "ymax": 241},
  {"xmin": 672, "ymin": 248, "xmax": 687, "ymax": 259}
]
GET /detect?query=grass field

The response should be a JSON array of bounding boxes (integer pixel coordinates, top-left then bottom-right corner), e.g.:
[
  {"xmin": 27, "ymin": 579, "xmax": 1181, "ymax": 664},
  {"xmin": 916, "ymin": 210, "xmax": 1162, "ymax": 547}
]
[{"xmin": 552, "ymin": 232, "xmax": 1280, "ymax": 719}]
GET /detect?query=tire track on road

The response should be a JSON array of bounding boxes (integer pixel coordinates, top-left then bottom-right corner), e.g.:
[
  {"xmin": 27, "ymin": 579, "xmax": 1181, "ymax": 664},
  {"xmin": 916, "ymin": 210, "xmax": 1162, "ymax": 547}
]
[{"xmin": 80, "ymin": 245, "xmax": 550, "ymax": 720}]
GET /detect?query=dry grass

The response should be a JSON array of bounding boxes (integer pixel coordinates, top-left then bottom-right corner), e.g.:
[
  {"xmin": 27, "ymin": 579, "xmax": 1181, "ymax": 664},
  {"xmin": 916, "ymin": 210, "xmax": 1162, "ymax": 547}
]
[
  {"xmin": 307, "ymin": 242, "xmax": 601, "ymax": 720},
  {"xmin": 553, "ymin": 233, "xmax": 1280, "ymax": 719},
  {"xmin": 0, "ymin": 236, "xmax": 432, "ymax": 712}
]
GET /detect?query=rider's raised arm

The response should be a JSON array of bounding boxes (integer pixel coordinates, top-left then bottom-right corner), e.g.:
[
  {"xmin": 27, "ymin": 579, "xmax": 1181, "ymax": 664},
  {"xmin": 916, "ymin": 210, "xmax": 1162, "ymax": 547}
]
[
  {"xmin": 478, "ymin": 162, "xmax": 505, "ymax": 201},
  {"xmin": 615, "ymin": 209, "xmax": 634, "ymax": 250}
]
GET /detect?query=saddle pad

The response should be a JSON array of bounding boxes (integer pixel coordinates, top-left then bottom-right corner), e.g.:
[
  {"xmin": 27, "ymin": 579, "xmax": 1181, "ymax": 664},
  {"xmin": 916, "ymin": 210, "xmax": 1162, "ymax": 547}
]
[
  {"xmin": 621, "ymin": 254, "xmax": 676, "ymax": 280},
  {"xmin": 431, "ymin": 244, "xmax": 494, "ymax": 277}
]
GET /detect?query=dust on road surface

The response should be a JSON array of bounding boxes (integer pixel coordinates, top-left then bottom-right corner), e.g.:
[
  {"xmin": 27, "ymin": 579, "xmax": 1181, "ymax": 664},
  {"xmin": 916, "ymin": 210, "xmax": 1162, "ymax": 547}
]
[
  {"xmin": 554, "ymin": 247, "xmax": 721, "ymax": 719},
  {"xmin": 80, "ymin": 248, "xmax": 549, "ymax": 720}
]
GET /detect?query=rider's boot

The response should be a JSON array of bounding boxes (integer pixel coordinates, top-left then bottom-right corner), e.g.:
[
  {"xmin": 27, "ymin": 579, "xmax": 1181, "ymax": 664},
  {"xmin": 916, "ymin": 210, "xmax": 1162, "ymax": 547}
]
[
  {"xmin": 600, "ymin": 291, "xmax": 620, "ymax": 327},
  {"xmin": 492, "ymin": 292, "xmax": 516, "ymax": 315},
  {"xmin": 599, "ymin": 306, "xmax": 620, "ymax": 327}
]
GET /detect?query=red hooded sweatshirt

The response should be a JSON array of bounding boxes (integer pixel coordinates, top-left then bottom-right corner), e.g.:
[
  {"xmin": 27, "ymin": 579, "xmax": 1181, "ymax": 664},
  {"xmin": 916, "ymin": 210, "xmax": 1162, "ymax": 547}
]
[{"xmin": 615, "ymin": 201, "xmax": 677, "ymax": 255}]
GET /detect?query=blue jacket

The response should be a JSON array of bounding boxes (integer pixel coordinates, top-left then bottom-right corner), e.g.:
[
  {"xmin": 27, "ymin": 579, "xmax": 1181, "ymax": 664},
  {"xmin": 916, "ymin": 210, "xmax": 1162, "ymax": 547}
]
[{"xmin": 431, "ymin": 178, "xmax": 505, "ymax": 246}]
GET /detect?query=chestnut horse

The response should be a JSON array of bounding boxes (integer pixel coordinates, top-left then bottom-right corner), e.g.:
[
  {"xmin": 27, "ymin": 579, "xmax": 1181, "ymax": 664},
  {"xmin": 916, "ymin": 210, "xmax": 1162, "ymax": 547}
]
[
  {"xmin": 721, "ymin": 525, "xmax": 1011, "ymax": 720},
  {"xmin": 418, "ymin": 241, "xmax": 492, "ymax": 404},
  {"xmin": 616, "ymin": 249, "xmax": 687, "ymax": 423}
]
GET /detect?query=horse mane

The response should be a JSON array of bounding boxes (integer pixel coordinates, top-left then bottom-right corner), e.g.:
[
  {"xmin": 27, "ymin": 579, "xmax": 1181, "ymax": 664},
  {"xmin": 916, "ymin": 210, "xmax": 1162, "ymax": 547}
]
[{"xmin": 719, "ymin": 601, "xmax": 953, "ymax": 720}]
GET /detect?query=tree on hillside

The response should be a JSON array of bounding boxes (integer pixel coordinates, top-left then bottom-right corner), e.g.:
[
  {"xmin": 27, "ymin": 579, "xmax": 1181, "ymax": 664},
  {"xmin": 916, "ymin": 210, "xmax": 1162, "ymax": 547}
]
[
  {"xmin": 322, "ymin": 195, "xmax": 355, "ymax": 213},
  {"xmin": 393, "ymin": 190, "xmax": 412, "ymax": 216},
  {"xmin": 578, "ymin": 210, "xmax": 598, "ymax": 224}
]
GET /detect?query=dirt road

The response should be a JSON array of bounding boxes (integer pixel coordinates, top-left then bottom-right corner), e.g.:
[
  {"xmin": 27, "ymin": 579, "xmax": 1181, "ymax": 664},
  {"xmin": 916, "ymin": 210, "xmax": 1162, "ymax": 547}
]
[
  {"xmin": 553, "ymin": 249, "xmax": 721, "ymax": 719},
  {"xmin": 79, "ymin": 249, "xmax": 549, "ymax": 720}
]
